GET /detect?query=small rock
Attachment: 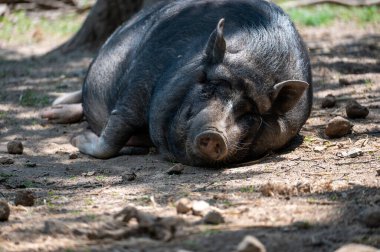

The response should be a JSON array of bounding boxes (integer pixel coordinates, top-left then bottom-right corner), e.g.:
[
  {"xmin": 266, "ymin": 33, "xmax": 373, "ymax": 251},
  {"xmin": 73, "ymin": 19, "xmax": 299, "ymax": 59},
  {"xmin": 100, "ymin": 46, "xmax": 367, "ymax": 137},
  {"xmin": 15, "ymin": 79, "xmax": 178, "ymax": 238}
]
[
  {"xmin": 0, "ymin": 201, "xmax": 10, "ymax": 221},
  {"xmin": 236, "ymin": 235, "xmax": 266, "ymax": 252},
  {"xmin": 360, "ymin": 208, "xmax": 380, "ymax": 228},
  {"xmin": 122, "ymin": 172, "xmax": 137, "ymax": 182},
  {"xmin": 346, "ymin": 100, "xmax": 369, "ymax": 119},
  {"xmin": 176, "ymin": 198, "xmax": 192, "ymax": 214},
  {"xmin": 313, "ymin": 146, "xmax": 326, "ymax": 153},
  {"xmin": 334, "ymin": 243, "xmax": 378, "ymax": 252},
  {"xmin": 337, "ymin": 148, "xmax": 363, "ymax": 158},
  {"xmin": 321, "ymin": 94, "xmax": 336, "ymax": 108},
  {"xmin": 69, "ymin": 153, "xmax": 79, "ymax": 159},
  {"xmin": 203, "ymin": 210, "xmax": 225, "ymax": 225},
  {"xmin": 7, "ymin": 141, "xmax": 23, "ymax": 155},
  {"xmin": 43, "ymin": 220, "xmax": 71, "ymax": 235},
  {"xmin": 338, "ymin": 78, "xmax": 351, "ymax": 86},
  {"xmin": 0, "ymin": 157, "xmax": 14, "ymax": 165},
  {"xmin": 167, "ymin": 164, "xmax": 184, "ymax": 175},
  {"xmin": 376, "ymin": 169, "xmax": 380, "ymax": 176},
  {"xmin": 24, "ymin": 161, "xmax": 36, "ymax": 168},
  {"xmin": 82, "ymin": 171, "xmax": 96, "ymax": 177},
  {"xmin": 192, "ymin": 200, "xmax": 210, "ymax": 216},
  {"xmin": 325, "ymin": 116, "xmax": 352, "ymax": 138},
  {"xmin": 14, "ymin": 190, "xmax": 35, "ymax": 206}
]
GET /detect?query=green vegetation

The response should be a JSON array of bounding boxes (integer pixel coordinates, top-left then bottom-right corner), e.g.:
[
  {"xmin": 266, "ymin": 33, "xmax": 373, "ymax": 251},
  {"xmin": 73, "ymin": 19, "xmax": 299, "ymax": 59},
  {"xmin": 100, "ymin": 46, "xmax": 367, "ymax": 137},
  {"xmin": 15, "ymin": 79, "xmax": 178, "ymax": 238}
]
[
  {"xmin": 19, "ymin": 89, "xmax": 50, "ymax": 107},
  {"xmin": 22, "ymin": 179, "xmax": 35, "ymax": 188},
  {"xmin": 240, "ymin": 185, "xmax": 255, "ymax": 193},
  {"xmin": 284, "ymin": 4, "xmax": 380, "ymax": 26},
  {"xmin": 0, "ymin": 10, "xmax": 83, "ymax": 44}
]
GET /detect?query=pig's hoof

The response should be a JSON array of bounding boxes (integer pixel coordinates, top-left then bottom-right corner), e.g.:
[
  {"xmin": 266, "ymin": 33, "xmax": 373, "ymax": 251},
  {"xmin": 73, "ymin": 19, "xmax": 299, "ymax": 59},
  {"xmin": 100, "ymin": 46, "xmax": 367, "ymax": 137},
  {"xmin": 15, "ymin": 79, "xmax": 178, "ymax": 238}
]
[
  {"xmin": 71, "ymin": 131, "xmax": 99, "ymax": 155},
  {"xmin": 41, "ymin": 104, "xmax": 83, "ymax": 124}
]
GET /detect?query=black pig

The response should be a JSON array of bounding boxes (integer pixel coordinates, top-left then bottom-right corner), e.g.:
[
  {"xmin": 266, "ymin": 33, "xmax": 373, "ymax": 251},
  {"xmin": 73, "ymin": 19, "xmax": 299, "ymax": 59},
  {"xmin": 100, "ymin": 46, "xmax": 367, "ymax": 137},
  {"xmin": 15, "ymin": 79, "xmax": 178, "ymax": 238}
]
[{"xmin": 43, "ymin": 0, "xmax": 312, "ymax": 166}]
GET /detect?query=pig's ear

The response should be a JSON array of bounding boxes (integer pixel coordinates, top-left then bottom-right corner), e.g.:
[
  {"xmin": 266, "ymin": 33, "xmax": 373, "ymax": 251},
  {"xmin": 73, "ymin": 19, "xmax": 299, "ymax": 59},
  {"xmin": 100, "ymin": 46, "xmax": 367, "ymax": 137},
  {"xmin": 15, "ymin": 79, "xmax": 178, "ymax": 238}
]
[
  {"xmin": 271, "ymin": 80, "xmax": 309, "ymax": 114},
  {"xmin": 205, "ymin": 18, "xmax": 226, "ymax": 64}
]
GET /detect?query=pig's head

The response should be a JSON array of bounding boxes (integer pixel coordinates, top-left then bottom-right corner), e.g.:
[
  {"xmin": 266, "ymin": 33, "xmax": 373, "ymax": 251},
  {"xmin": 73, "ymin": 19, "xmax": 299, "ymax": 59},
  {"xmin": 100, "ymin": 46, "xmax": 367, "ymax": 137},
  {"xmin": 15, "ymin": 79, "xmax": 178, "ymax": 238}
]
[{"xmin": 164, "ymin": 19, "xmax": 310, "ymax": 166}]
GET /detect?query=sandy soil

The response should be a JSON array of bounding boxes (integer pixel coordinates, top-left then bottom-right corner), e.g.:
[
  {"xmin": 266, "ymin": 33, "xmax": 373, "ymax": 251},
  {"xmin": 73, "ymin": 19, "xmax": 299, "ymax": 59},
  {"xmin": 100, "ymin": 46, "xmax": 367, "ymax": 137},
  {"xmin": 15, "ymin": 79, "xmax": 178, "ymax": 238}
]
[{"xmin": 0, "ymin": 21, "xmax": 379, "ymax": 252}]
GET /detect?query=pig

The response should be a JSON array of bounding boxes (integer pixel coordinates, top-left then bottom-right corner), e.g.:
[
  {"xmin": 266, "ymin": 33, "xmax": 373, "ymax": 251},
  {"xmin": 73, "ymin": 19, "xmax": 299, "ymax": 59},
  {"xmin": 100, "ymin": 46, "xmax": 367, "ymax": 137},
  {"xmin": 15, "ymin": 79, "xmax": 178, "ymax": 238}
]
[{"xmin": 42, "ymin": 0, "xmax": 312, "ymax": 167}]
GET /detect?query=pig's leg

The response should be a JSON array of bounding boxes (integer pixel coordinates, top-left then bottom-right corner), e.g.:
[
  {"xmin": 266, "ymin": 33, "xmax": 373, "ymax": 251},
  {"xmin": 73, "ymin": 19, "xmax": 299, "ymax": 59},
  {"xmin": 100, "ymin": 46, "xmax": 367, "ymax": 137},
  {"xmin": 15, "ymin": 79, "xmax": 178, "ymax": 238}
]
[
  {"xmin": 41, "ymin": 90, "xmax": 84, "ymax": 124},
  {"xmin": 71, "ymin": 114, "xmax": 133, "ymax": 159},
  {"xmin": 41, "ymin": 104, "xmax": 83, "ymax": 124}
]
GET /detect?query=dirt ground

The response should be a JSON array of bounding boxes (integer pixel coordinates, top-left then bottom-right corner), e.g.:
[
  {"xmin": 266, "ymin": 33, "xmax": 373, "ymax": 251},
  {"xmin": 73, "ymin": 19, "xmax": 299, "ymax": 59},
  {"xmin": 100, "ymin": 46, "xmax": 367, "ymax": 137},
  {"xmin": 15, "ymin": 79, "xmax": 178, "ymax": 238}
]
[{"xmin": 0, "ymin": 21, "xmax": 379, "ymax": 252}]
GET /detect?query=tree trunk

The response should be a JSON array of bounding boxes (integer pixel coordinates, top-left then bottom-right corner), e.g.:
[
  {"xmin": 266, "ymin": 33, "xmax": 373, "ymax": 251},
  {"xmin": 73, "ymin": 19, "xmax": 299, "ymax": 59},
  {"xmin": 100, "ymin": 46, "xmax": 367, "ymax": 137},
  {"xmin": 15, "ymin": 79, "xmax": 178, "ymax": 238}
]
[{"xmin": 56, "ymin": 0, "xmax": 144, "ymax": 53}]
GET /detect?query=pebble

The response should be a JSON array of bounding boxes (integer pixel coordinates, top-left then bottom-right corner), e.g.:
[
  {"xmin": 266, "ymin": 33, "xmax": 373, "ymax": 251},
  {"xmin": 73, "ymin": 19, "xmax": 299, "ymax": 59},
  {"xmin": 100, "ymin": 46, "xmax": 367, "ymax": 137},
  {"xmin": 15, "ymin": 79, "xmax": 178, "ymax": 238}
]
[
  {"xmin": 14, "ymin": 190, "xmax": 35, "ymax": 206},
  {"xmin": 82, "ymin": 171, "xmax": 96, "ymax": 177},
  {"xmin": 338, "ymin": 78, "xmax": 351, "ymax": 86},
  {"xmin": 334, "ymin": 243, "xmax": 378, "ymax": 252},
  {"xmin": 321, "ymin": 94, "xmax": 336, "ymax": 108},
  {"xmin": 346, "ymin": 100, "xmax": 369, "ymax": 119},
  {"xmin": 325, "ymin": 116, "xmax": 352, "ymax": 138},
  {"xmin": 0, "ymin": 200, "xmax": 10, "ymax": 221},
  {"xmin": 192, "ymin": 200, "xmax": 210, "ymax": 216},
  {"xmin": 167, "ymin": 164, "xmax": 184, "ymax": 175},
  {"xmin": 203, "ymin": 210, "xmax": 225, "ymax": 225},
  {"xmin": 122, "ymin": 172, "xmax": 137, "ymax": 182},
  {"xmin": 313, "ymin": 146, "xmax": 326, "ymax": 153},
  {"xmin": 360, "ymin": 208, "xmax": 380, "ymax": 228},
  {"xmin": 376, "ymin": 169, "xmax": 380, "ymax": 176},
  {"xmin": 176, "ymin": 198, "xmax": 192, "ymax": 214},
  {"xmin": 236, "ymin": 235, "xmax": 267, "ymax": 252},
  {"xmin": 7, "ymin": 141, "xmax": 23, "ymax": 155},
  {"xmin": 336, "ymin": 148, "xmax": 363, "ymax": 158},
  {"xmin": 0, "ymin": 157, "xmax": 14, "ymax": 165},
  {"xmin": 24, "ymin": 161, "xmax": 36, "ymax": 167}
]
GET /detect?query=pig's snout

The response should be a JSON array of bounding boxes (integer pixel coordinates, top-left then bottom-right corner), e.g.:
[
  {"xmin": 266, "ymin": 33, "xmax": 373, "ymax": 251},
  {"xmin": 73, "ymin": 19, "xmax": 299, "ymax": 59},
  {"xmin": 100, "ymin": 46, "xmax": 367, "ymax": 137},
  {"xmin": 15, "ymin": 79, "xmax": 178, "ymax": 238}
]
[{"xmin": 195, "ymin": 131, "xmax": 227, "ymax": 161}]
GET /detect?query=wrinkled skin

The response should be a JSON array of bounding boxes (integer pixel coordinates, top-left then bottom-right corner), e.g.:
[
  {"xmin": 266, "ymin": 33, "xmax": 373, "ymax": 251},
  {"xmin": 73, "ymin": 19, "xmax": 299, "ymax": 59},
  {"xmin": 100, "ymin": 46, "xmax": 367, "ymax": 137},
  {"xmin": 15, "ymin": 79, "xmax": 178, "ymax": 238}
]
[{"xmin": 48, "ymin": 0, "xmax": 313, "ymax": 167}]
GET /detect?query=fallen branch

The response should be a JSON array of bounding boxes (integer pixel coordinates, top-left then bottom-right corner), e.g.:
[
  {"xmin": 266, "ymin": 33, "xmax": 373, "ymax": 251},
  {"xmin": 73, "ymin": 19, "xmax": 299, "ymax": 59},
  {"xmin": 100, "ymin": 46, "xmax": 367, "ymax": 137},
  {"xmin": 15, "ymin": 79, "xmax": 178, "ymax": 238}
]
[{"xmin": 281, "ymin": 0, "xmax": 380, "ymax": 8}]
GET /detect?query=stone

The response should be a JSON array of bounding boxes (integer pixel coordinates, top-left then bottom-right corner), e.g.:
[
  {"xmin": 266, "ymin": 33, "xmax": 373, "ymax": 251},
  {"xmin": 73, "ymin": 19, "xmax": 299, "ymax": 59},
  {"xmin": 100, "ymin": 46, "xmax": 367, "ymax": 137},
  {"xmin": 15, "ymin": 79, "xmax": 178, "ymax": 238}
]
[
  {"xmin": 321, "ymin": 94, "xmax": 336, "ymax": 108},
  {"xmin": 236, "ymin": 235, "xmax": 266, "ymax": 252},
  {"xmin": 0, "ymin": 200, "xmax": 10, "ymax": 221},
  {"xmin": 337, "ymin": 148, "xmax": 363, "ymax": 158},
  {"xmin": 334, "ymin": 243, "xmax": 378, "ymax": 252},
  {"xmin": 346, "ymin": 100, "xmax": 369, "ymax": 119},
  {"xmin": 203, "ymin": 210, "xmax": 225, "ymax": 225},
  {"xmin": 167, "ymin": 164, "xmax": 184, "ymax": 175},
  {"xmin": 0, "ymin": 157, "xmax": 14, "ymax": 165},
  {"xmin": 176, "ymin": 198, "xmax": 192, "ymax": 214},
  {"xmin": 192, "ymin": 200, "xmax": 210, "ymax": 216},
  {"xmin": 325, "ymin": 116, "xmax": 352, "ymax": 138},
  {"xmin": 7, "ymin": 141, "xmax": 23, "ymax": 155},
  {"xmin": 14, "ymin": 190, "xmax": 35, "ymax": 206},
  {"xmin": 122, "ymin": 172, "xmax": 137, "ymax": 182},
  {"xmin": 24, "ymin": 161, "xmax": 36, "ymax": 167}
]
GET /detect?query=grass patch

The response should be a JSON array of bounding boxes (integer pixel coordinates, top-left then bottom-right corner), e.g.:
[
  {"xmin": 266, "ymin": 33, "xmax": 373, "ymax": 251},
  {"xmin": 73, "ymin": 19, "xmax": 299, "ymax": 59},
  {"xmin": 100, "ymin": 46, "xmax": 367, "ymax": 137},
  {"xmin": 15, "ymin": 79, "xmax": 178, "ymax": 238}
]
[
  {"xmin": 19, "ymin": 89, "xmax": 50, "ymax": 107},
  {"xmin": 0, "ymin": 10, "xmax": 84, "ymax": 44},
  {"xmin": 283, "ymin": 4, "xmax": 380, "ymax": 26},
  {"xmin": 240, "ymin": 185, "xmax": 255, "ymax": 193}
]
